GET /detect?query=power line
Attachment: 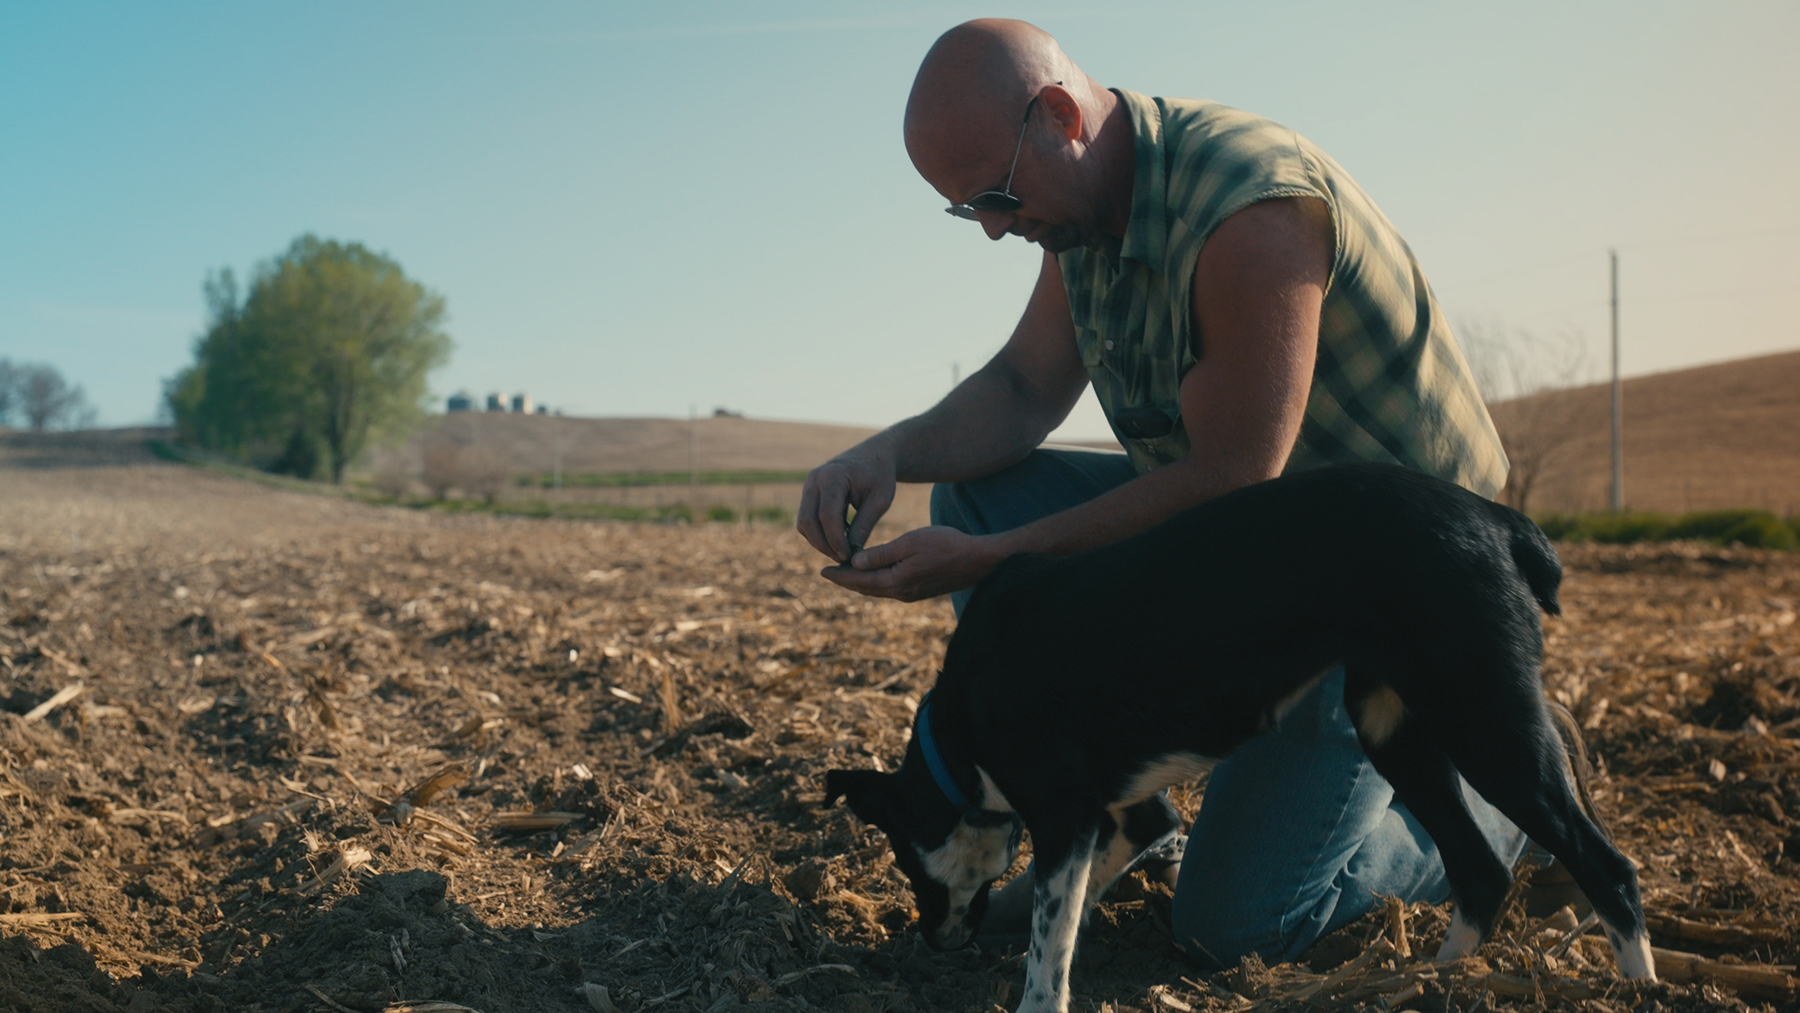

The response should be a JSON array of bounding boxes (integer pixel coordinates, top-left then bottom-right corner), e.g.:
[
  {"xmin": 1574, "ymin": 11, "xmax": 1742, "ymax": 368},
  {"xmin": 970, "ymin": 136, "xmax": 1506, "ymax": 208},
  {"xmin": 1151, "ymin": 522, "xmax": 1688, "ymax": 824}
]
[{"xmin": 1610, "ymin": 250, "xmax": 1621, "ymax": 513}]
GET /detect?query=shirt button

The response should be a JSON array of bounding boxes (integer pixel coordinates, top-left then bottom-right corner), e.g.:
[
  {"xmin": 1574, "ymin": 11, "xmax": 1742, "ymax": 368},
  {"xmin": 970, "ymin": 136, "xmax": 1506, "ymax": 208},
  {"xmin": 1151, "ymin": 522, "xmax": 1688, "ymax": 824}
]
[{"xmin": 1104, "ymin": 340, "xmax": 1114, "ymax": 350}]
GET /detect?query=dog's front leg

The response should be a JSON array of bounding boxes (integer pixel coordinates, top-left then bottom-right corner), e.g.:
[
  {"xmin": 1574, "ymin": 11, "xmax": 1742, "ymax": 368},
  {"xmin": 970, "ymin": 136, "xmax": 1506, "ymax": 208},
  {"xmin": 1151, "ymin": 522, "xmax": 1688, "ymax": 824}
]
[{"xmin": 1017, "ymin": 824, "xmax": 1097, "ymax": 1013}]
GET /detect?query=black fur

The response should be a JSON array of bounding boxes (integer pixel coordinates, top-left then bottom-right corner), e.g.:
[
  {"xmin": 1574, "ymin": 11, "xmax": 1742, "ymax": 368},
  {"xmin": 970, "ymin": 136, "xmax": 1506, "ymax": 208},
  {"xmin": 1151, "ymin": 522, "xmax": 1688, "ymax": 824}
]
[{"xmin": 827, "ymin": 463, "xmax": 1649, "ymax": 1010}]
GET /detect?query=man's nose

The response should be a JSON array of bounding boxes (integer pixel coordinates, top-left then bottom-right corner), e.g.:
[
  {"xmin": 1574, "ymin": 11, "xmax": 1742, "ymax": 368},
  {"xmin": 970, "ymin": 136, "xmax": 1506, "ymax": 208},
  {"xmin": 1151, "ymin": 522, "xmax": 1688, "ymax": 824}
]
[{"xmin": 978, "ymin": 212, "xmax": 1015, "ymax": 242}]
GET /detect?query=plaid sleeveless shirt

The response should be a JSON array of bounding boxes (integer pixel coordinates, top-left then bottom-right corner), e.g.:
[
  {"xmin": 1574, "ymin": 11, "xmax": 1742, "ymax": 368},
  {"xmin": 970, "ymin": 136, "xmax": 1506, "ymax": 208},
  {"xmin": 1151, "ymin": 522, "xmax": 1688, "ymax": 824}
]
[{"xmin": 1058, "ymin": 90, "xmax": 1506, "ymax": 497}]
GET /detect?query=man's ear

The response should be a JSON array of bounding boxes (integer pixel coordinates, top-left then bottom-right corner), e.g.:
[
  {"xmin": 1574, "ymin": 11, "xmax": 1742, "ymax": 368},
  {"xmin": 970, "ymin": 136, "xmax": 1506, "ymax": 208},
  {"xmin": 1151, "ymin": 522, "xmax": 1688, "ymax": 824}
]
[
  {"xmin": 824, "ymin": 768, "xmax": 897, "ymax": 828},
  {"xmin": 1038, "ymin": 82, "xmax": 1083, "ymax": 141}
]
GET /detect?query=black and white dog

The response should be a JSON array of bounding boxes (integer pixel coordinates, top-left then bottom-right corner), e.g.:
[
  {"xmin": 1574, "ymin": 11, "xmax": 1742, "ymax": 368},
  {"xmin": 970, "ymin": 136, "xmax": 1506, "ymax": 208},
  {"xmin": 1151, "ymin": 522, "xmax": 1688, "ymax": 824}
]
[{"xmin": 826, "ymin": 463, "xmax": 1652, "ymax": 1013}]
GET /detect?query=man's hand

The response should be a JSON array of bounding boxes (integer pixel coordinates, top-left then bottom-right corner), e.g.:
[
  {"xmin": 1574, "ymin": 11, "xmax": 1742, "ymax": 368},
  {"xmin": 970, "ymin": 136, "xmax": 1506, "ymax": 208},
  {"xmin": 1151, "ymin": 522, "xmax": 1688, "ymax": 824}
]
[
  {"xmin": 819, "ymin": 526, "xmax": 1006, "ymax": 602},
  {"xmin": 797, "ymin": 443, "xmax": 898, "ymax": 564}
]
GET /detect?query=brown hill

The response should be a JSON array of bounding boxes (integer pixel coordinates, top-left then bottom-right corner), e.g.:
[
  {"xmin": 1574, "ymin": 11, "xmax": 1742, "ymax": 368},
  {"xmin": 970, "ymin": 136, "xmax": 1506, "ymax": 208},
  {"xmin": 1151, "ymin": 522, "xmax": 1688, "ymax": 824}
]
[
  {"xmin": 1489, "ymin": 348, "xmax": 1800, "ymax": 516},
  {"xmin": 394, "ymin": 414, "xmax": 1120, "ymax": 533},
  {"xmin": 414, "ymin": 412, "xmax": 882, "ymax": 476}
]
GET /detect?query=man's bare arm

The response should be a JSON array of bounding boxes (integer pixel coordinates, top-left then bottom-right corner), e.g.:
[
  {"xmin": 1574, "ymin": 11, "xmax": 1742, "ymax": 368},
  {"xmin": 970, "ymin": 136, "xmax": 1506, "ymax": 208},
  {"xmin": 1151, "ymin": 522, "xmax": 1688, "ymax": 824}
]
[
  {"xmin": 797, "ymin": 251, "xmax": 1089, "ymax": 562},
  {"xmin": 829, "ymin": 196, "xmax": 1330, "ymax": 599}
]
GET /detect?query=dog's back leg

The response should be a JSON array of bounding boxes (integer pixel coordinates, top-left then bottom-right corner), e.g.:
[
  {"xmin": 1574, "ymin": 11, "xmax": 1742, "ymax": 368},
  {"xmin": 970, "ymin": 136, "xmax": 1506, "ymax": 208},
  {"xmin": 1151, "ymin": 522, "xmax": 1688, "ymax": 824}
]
[
  {"xmin": 1431, "ymin": 702, "xmax": 1654, "ymax": 980},
  {"xmin": 1082, "ymin": 795, "xmax": 1183, "ymax": 923},
  {"xmin": 1344, "ymin": 680, "xmax": 1515, "ymax": 959}
]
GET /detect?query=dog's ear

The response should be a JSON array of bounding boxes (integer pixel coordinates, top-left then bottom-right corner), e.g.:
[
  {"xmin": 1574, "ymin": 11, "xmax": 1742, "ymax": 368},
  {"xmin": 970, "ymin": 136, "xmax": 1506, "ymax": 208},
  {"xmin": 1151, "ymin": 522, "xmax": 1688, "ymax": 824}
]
[{"xmin": 824, "ymin": 768, "xmax": 896, "ymax": 827}]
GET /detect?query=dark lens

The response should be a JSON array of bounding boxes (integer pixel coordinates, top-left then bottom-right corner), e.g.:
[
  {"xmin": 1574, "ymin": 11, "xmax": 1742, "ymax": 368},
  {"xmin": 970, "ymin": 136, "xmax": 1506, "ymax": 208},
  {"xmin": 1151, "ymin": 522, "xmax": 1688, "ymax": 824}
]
[
  {"xmin": 963, "ymin": 191, "xmax": 1023, "ymax": 213},
  {"xmin": 1113, "ymin": 406, "xmax": 1175, "ymax": 440}
]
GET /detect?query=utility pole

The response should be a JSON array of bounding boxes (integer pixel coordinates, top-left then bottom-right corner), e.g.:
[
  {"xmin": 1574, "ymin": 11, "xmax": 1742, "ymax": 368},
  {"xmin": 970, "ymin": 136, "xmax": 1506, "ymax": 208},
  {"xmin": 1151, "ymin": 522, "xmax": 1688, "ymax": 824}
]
[
  {"xmin": 951, "ymin": 362, "xmax": 960, "ymax": 390},
  {"xmin": 1609, "ymin": 249, "xmax": 1622, "ymax": 512},
  {"xmin": 552, "ymin": 425, "xmax": 563, "ymax": 491},
  {"xmin": 551, "ymin": 415, "xmax": 567, "ymax": 491}
]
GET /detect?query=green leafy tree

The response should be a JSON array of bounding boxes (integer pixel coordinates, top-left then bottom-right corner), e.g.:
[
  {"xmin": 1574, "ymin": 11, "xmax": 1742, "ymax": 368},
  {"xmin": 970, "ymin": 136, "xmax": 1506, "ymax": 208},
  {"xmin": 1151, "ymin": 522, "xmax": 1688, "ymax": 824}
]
[{"xmin": 167, "ymin": 236, "xmax": 452, "ymax": 482}]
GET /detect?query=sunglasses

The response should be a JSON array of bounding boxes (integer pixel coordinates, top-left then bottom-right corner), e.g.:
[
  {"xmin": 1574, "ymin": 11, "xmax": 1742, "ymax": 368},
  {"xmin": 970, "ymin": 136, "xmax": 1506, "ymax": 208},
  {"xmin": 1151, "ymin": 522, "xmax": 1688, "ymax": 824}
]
[{"xmin": 944, "ymin": 87, "xmax": 1056, "ymax": 221}]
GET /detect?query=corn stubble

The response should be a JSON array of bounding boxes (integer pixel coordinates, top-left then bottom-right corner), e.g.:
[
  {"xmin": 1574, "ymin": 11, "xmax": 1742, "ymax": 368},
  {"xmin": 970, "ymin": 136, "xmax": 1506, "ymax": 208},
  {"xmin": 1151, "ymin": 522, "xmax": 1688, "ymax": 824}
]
[{"xmin": 0, "ymin": 458, "xmax": 1797, "ymax": 1012}]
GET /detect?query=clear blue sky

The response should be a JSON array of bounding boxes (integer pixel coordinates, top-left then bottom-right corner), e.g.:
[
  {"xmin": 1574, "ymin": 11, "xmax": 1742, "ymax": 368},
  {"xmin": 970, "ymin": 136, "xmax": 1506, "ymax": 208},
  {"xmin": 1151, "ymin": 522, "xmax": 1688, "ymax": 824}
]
[{"xmin": 3, "ymin": 1, "xmax": 1796, "ymax": 440}]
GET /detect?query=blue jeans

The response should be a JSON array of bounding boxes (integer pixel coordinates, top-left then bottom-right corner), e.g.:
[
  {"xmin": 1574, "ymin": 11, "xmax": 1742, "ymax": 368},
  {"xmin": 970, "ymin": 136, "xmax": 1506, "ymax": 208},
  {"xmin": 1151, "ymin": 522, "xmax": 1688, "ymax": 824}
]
[{"xmin": 931, "ymin": 448, "xmax": 1528, "ymax": 967}]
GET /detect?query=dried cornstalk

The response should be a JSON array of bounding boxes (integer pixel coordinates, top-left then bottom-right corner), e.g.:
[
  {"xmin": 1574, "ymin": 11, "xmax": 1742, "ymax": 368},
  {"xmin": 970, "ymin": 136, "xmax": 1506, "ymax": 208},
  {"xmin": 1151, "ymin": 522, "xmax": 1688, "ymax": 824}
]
[
  {"xmin": 308, "ymin": 678, "xmax": 341, "ymax": 730},
  {"xmin": 23, "ymin": 683, "xmax": 84, "ymax": 722},
  {"xmin": 1646, "ymin": 912, "xmax": 1788, "ymax": 946},
  {"xmin": 37, "ymin": 646, "xmax": 85, "ymax": 677},
  {"xmin": 1385, "ymin": 896, "xmax": 1411, "ymax": 958},
  {"xmin": 421, "ymin": 830, "xmax": 473, "ymax": 856},
  {"xmin": 1652, "ymin": 946, "xmax": 1798, "ymax": 999},
  {"xmin": 0, "ymin": 912, "xmax": 84, "ymax": 927},
  {"xmin": 108, "ymin": 807, "xmax": 187, "ymax": 825},
  {"xmin": 659, "ymin": 665, "xmax": 682, "ymax": 734},
  {"xmin": 413, "ymin": 809, "xmax": 477, "ymax": 841},
  {"xmin": 296, "ymin": 846, "xmax": 373, "ymax": 896},
  {"xmin": 495, "ymin": 810, "xmax": 585, "ymax": 832},
  {"xmin": 1469, "ymin": 972, "xmax": 1600, "ymax": 1001},
  {"xmin": 380, "ymin": 763, "xmax": 468, "ymax": 825},
  {"xmin": 1266, "ymin": 936, "xmax": 1393, "ymax": 1007},
  {"xmin": 1330, "ymin": 969, "xmax": 1436, "ymax": 1006}
]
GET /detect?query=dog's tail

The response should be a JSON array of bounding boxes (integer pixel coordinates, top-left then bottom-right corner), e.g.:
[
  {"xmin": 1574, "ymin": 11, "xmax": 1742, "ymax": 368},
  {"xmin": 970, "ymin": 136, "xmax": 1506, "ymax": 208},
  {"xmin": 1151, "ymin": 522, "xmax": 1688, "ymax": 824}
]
[{"xmin": 1501, "ymin": 508, "xmax": 1563, "ymax": 617}]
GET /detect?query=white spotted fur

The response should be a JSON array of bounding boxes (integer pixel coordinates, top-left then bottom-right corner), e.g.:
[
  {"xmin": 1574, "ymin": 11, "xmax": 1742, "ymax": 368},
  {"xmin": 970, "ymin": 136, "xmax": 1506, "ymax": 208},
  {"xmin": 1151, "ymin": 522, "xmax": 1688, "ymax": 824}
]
[
  {"xmin": 1122, "ymin": 752, "xmax": 1216, "ymax": 805},
  {"xmin": 1019, "ymin": 831, "xmax": 1095, "ymax": 1013},
  {"xmin": 917, "ymin": 767, "xmax": 1020, "ymax": 940},
  {"xmin": 1436, "ymin": 905, "xmax": 1482, "ymax": 961}
]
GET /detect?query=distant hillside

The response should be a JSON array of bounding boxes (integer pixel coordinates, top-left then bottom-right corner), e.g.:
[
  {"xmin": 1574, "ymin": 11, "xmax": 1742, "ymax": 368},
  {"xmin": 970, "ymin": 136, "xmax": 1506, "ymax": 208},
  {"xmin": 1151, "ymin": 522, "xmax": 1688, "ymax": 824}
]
[
  {"xmin": 1489, "ymin": 348, "xmax": 1800, "ymax": 515},
  {"xmin": 400, "ymin": 412, "xmax": 1122, "ymax": 479},
  {"xmin": 0, "ymin": 427, "xmax": 172, "ymax": 468},
  {"xmin": 410, "ymin": 413, "xmax": 882, "ymax": 476}
]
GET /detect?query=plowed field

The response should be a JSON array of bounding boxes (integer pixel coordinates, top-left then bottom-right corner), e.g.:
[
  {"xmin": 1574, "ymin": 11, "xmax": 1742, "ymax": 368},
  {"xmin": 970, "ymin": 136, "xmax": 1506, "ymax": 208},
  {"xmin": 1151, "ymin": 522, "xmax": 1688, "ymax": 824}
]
[{"xmin": 3, "ymin": 454, "xmax": 1798, "ymax": 1013}]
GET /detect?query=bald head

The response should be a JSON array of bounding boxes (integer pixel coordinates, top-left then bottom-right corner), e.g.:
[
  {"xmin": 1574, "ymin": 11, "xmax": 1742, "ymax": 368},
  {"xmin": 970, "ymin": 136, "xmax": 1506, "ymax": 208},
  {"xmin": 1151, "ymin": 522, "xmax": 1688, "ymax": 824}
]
[
  {"xmin": 907, "ymin": 19, "xmax": 1087, "ymax": 168},
  {"xmin": 903, "ymin": 20, "xmax": 1131, "ymax": 249},
  {"xmin": 905, "ymin": 20, "xmax": 1074, "ymax": 148}
]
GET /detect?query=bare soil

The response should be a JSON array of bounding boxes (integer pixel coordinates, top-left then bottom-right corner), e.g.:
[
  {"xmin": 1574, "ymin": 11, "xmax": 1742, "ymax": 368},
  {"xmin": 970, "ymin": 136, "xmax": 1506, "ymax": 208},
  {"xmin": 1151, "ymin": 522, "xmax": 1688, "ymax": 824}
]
[{"xmin": 3, "ymin": 445, "xmax": 1799, "ymax": 1013}]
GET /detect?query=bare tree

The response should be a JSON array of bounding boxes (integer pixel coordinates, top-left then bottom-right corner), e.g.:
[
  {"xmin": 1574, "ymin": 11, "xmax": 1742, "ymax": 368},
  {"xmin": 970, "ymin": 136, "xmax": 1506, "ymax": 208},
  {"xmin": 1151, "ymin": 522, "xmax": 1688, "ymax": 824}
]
[
  {"xmin": 16, "ymin": 363, "xmax": 95, "ymax": 432},
  {"xmin": 1458, "ymin": 318, "xmax": 1590, "ymax": 515},
  {"xmin": 421, "ymin": 420, "xmax": 509, "ymax": 503},
  {"xmin": 421, "ymin": 428, "xmax": 465, "ymax": 500},
  {"xmin": 457, "ymin": 445, "xmax": 511, "ymax": 505},
  {"xmin": 0, "ymin": 359, "xmax": 17, "ymax": 427}
]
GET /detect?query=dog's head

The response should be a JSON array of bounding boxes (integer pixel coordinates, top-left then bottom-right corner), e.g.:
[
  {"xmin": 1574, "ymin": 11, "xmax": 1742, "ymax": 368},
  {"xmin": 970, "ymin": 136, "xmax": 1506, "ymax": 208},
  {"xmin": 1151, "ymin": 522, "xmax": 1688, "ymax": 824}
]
[{"xmin": 824, "ymin": 767, "xmax": 1021, "ymax": 951}]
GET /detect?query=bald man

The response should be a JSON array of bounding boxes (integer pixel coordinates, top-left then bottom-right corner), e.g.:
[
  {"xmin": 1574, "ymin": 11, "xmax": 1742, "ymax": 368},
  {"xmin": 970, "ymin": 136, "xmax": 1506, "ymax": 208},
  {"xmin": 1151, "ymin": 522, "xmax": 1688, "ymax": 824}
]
[{"xmin": 798, "ymin": 20, "xmax": 1521, "ymax": 966}]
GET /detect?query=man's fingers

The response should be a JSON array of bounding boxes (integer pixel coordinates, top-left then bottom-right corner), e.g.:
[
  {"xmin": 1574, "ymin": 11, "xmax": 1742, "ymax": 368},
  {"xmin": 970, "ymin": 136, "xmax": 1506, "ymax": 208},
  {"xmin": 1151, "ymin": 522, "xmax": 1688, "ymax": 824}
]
[
  {"xmin": 820, "ymin": 562, "xmax": 905, "ymax": 599},
  {"xmin": 846, "ymin": 486, "xmax": 894, "ymax": 550},
  {"xmin": 797, "ymin": 473, "xmax": 852, "ymax": 561},
  {"xmin": 795, "ymin": 483, "xmax": 828, "ymax": 554},
  {"xmin": 853, "ymin": 538, "xmax": 907, "ymax": 570}
]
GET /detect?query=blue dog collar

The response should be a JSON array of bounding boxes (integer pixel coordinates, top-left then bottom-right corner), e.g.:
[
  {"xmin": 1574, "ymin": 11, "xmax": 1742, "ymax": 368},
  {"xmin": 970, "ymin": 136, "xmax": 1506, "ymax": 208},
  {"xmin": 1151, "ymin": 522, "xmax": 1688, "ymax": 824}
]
[{"xmin": 916, "ymin": 692, "xmax": 975, "ymax": 814}]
